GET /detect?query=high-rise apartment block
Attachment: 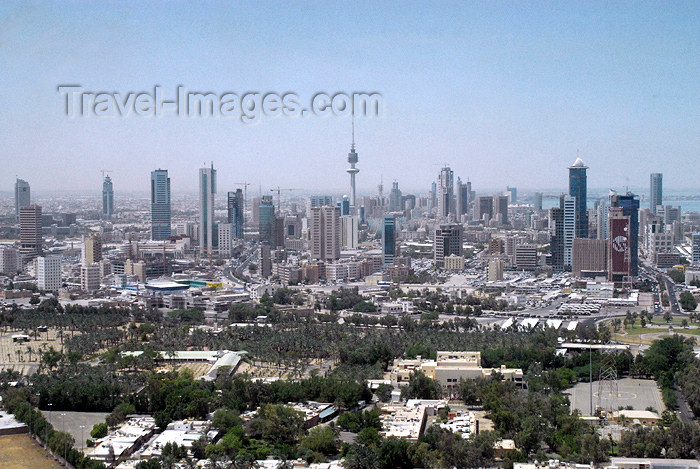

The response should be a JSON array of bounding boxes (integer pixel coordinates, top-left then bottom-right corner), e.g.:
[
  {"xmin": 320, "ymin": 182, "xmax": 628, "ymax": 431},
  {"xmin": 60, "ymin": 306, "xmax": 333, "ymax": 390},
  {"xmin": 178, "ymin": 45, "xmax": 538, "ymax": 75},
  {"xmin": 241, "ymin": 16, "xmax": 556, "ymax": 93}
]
[{"xmin": 310, "ymin": 206, "xmax": 340, "ymax": 262}]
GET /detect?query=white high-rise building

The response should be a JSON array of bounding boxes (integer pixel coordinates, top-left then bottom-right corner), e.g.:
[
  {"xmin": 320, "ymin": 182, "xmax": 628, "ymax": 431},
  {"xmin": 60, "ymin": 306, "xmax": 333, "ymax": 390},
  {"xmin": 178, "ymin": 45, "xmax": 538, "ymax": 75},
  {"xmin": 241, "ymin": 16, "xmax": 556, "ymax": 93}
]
[
  {"xmin": 563, "ymin": 195, "xmax": 576, "ymax": 268},
  {"xmin": 218, "ymin": 223, "xmax": 233, "ymax": 257},
  {"xmin": 340, "ymin": 215, "xmax": 358, "ymax": 250},
  {"xmin": 0, "ymin": 246, "xmax": 22, "ymax": 275},
  {"xmin": 36, "ymin": 255, "xmax": 61, "ymax": 291},
  {"xmin": 199, "ymin": 164, "xmax": 217, "ymax": 255},
  {"xmin": 596, "ymin": 198, "xmax": 609, "ymax": 240}
]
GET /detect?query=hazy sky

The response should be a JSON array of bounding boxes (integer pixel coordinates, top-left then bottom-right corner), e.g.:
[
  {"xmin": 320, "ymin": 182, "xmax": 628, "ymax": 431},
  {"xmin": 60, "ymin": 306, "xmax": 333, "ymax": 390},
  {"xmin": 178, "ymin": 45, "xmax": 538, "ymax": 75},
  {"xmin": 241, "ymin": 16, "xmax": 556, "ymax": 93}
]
[{"xmin": 0, "ymin": 1, "xmax": 698, "ymax": 196}]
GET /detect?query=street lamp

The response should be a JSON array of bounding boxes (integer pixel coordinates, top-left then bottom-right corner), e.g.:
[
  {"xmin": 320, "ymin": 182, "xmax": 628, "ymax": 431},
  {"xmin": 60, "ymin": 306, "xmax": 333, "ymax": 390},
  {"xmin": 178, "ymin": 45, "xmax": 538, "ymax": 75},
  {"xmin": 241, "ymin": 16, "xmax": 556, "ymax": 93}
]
[
  {"xmin": 61, "ymin": 413, "xmax": 66, "ymax": 463},
  {"xmin": 79, "ymin": 425, "xmax": 85, "ymax": 453}
]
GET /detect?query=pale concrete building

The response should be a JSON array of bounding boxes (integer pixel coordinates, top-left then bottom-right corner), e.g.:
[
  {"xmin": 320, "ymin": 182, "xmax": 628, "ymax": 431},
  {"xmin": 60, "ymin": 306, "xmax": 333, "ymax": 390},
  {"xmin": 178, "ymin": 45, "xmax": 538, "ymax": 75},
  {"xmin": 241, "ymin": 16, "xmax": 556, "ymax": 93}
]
[
  {"xmin": 36, "ymin": 255, "xmax": 61, "ymax": 291},
  {"xmin": 81, "ymin": 264, "xmax": 101, "ymax": 291}
]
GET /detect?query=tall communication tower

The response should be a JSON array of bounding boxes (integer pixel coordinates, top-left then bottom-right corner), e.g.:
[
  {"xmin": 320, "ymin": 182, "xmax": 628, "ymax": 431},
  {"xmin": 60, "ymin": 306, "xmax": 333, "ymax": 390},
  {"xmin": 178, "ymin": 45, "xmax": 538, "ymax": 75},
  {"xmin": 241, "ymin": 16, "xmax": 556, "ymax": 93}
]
[{"xmin": 597, "ymin": 344, "xmax": 619, "ymax": 421}]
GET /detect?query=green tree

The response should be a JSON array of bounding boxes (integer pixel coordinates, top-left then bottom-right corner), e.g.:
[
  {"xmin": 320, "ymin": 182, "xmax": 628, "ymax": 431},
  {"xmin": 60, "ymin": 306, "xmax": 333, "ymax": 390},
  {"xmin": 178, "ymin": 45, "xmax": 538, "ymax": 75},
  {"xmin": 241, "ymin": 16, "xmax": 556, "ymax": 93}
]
[
  {"xmin": 301, "ymin": 426, "xmax": 340, "ymax": 456},
  {"xmin": 400, "ymin": 370, "xmax": 441, "ymax": 400}
]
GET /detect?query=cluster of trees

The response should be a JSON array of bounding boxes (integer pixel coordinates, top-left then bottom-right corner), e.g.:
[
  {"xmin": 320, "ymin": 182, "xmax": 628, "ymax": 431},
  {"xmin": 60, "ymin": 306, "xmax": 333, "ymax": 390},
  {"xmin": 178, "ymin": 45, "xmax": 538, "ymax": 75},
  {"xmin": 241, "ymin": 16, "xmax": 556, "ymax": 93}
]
[
  {"xmin": 218, "ymin": 374, "xmax": 372, "ymax": 413},
  {"xmin": 618, "ymin": 422, "xmax": 700, "ymax": 459},
  {"xmin": 1, "ymin": 388, "xmax": 105, "ymax": 468},
  {"xmin": 679, "ymin": 291, "xmax": 698, "ymax": 311}
]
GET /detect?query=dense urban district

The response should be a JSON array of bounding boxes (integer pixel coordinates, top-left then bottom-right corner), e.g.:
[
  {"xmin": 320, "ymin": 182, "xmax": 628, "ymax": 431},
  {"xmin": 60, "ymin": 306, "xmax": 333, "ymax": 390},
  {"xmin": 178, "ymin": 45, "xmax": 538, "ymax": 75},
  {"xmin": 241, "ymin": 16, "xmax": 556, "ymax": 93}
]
[{"xmin": 1, "ymin": 159, "xmax": 700, "ymax": 469}]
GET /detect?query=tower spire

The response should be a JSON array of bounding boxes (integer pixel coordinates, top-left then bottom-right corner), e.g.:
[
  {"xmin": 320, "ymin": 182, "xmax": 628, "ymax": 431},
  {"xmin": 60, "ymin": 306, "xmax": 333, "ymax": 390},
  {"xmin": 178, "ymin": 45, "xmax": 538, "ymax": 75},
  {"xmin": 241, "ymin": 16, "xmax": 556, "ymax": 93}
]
[{"xmin": 351, "ymin": 115, "xmax": 355, "ymax": 150}]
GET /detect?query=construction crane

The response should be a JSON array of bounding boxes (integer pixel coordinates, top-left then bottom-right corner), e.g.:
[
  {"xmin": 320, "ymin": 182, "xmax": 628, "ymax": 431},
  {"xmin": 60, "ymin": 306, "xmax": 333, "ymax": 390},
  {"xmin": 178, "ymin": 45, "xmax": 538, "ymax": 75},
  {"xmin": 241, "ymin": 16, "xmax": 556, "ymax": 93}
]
[
  {"xmin": 101, "ymin": 169, "xmax": 113, "ymax": 180},
  {"xmin": 270, "ymin": 187, "xmax": 302, "ymax": 214},
  {"xmin": 234, "ymin": 182, "xmax": 251, "ymax": 222}
]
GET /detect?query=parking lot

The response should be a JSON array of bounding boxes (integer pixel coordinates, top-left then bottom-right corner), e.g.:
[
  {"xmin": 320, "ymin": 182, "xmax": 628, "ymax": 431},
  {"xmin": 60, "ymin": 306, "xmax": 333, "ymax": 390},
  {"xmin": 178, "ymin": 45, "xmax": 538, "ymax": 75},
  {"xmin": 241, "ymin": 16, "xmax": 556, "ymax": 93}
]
[{"xmin": 565, "ymin": 377, "xmax": 665, "ymax": 417}]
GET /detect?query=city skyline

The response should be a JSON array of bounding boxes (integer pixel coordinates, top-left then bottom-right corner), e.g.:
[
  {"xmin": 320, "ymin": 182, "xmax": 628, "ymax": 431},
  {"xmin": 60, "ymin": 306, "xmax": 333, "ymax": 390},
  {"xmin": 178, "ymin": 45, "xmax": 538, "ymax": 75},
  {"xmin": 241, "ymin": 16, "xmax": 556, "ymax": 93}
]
[{"xmin": 0, "ymin": 2, "xmax": 697, "ymax": 193}]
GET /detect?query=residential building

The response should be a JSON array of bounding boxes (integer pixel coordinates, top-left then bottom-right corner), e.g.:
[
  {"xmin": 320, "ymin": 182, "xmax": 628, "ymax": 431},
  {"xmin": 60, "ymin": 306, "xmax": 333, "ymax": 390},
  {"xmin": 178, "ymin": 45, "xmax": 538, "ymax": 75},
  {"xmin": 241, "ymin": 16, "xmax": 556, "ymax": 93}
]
[{"xmin": 311, "ymin": 206, "xmax": 340, "ymax": 262}]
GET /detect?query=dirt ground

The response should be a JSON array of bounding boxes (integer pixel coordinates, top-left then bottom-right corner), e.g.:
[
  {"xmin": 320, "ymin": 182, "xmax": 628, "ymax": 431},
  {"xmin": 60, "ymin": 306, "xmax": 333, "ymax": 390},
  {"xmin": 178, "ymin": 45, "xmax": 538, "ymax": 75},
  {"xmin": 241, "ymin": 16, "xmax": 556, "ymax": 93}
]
[
  {"xmin": 0, "ymin": 434, "xmax": 61, "ymax": 469},
  {"xmin": 0, "ymin": 328, "xmax": 77, "ymax": 375}
]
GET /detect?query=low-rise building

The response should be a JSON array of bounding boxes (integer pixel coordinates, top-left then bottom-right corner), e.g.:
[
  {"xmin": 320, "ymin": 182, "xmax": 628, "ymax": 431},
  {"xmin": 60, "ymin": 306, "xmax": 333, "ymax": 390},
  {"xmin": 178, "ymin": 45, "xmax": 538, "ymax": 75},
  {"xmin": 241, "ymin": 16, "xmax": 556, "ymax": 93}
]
[{"xmin": 390, "ymin": 351, "xmax": 524, "ymax": 389}]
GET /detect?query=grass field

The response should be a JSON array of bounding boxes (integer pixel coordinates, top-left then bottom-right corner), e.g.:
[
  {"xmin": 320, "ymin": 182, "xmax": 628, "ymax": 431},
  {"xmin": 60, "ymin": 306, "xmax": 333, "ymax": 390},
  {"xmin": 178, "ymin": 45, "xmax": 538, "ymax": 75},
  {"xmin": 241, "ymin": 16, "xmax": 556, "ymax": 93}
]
[{"xmin": 0, "ymin": 434, "xmax": 61, "ymax": 469}]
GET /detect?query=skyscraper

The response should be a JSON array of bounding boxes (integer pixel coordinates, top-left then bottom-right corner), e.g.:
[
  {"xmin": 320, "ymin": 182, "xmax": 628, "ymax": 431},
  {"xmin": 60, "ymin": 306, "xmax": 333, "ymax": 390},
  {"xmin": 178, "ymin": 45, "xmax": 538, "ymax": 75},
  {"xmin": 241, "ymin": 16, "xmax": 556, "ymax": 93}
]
[
  {"xmin": 258, "ymin": 195, "xmax": 275, "ymax": 244},
  {"xmin": 102, "ymin": 175, "xmax": 114, "ymax": 218},
  {"xmin": 382, "ymin": 216, "xmax": 396, "ymax": 267},
  {"xmin": 563, "ymin": 195, "xmax": 576, "ymax": 268},
  {"xmin": 595, "ymin": 198, "xmax": 610, "ymax": 240},
  {"xmin": 434, "ymin": 224, "xmax": 463, "ymax": 268},
  {"xmin": 347, "ymin": 123, "xmax": 359, "ymax": 208},
  {"xmin": 569, "ymin": 158, "xmax": 588, "ymax": 239},
  {"xmin": 82, "ymin": 233, "xmax": 102, "ymax": 266},
  {"xmin": 227, "ymin": 190, "xmax": 244, "ymax": 239},
  {"xmin": 150, "ymin": 169, "xmax": 171, "ymax": 240},
  {"xmin": 533, "ymin": 192, "xmax": 543, "ymax": 212},
  {"xmin": 650, "ymin": 173, "xmax": 663, "ymax": 214},
  {"xmin": 20, "ymin": 205, "xmax": 42, "ymax": 261},
  {"xmin": 610, "ymin": 192, "xmax": 640, "ymax": 277},
  {"xmin": 456, "ymin": 177, "xmax": 471, "ymax": 218},
  {"xmin": 437, "ymin": 166, "xmax": 454, "ymax": 218},
  {"xmin": 340, "ymin": 215, "xmax": 358, "ymax": 250},
  {"xmin": 310, "ymin": 205, "xmax": 340, "ymax": 261},
  {"xmin": 199, "ymin": 164, "xmax": 217, "ymax": 255},
  {"xmin": 506, "ymin": 186, "xmax": 517, "ymax": 204},
  {"xmin": 14, "ymin": 178, "xmax": 30, "ymax": 222},
  {"xmin": 388, "ymin": 182, "xmax": 402, "ymax": 212},
  {"xmin": 692, "ymin": 233, "xmax": 700, "ymax": 265},
  {"xmin": 549, "ymin": 207, "xmax": 564, "ymax": 270}
]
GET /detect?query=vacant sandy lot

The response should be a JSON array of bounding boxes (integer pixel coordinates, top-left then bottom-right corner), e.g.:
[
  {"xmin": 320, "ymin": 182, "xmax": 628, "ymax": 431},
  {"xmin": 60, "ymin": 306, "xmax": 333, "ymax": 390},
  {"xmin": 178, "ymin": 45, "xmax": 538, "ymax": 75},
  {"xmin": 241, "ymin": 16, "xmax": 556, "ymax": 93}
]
[{"xmin": 0, "ymin": 434, "xmax": 61, "ymax": 469}]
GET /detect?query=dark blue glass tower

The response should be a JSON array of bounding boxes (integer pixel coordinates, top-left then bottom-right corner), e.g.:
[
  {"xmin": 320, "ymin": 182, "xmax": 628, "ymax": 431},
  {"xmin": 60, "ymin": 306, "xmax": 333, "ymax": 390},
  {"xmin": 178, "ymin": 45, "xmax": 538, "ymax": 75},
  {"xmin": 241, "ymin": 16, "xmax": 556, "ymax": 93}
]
[
  {"xmin": 382, "ymin": 216, "xmax": 395, "ymax": 267},
  {"xmin": 568, "ymin": 158, "xmax": 588, "ymax": 239}
]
